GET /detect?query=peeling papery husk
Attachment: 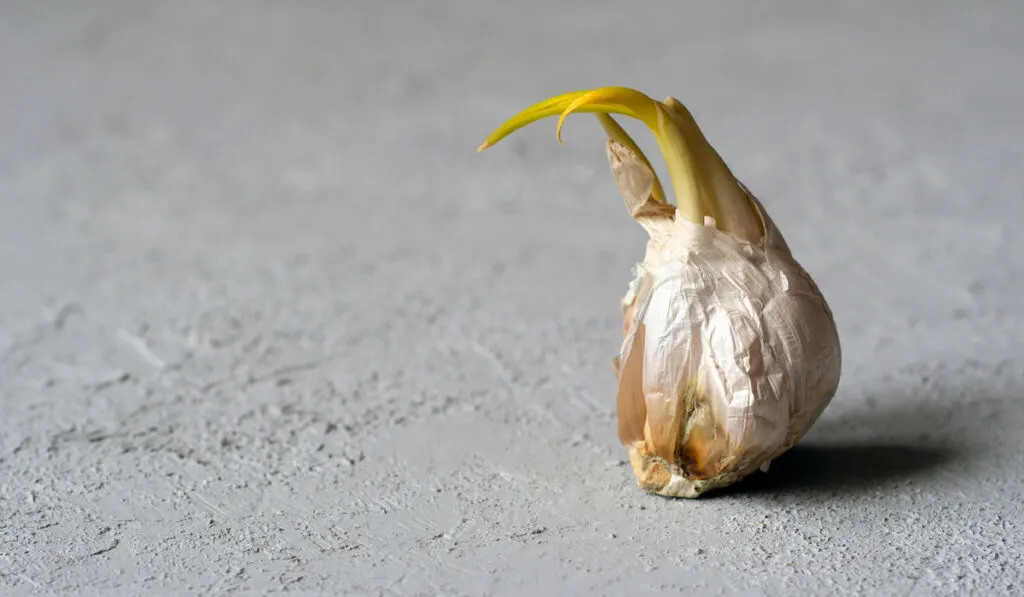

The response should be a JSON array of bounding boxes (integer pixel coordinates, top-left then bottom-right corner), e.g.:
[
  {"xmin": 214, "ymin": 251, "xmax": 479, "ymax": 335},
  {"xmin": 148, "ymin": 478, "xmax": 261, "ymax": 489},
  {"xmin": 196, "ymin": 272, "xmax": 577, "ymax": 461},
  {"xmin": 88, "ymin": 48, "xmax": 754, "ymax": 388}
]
[{"xmin": 613, "ymin": 158, "xmax": 841, "ymax": 498}]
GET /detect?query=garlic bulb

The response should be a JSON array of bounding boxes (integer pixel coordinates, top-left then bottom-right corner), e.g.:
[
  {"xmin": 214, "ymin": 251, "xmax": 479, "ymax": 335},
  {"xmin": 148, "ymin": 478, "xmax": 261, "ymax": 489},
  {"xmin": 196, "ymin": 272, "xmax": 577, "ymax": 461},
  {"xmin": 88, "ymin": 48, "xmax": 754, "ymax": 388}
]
[{"xmin": 478, "ymin": 86, "xmax": 841, "ymax": 497}]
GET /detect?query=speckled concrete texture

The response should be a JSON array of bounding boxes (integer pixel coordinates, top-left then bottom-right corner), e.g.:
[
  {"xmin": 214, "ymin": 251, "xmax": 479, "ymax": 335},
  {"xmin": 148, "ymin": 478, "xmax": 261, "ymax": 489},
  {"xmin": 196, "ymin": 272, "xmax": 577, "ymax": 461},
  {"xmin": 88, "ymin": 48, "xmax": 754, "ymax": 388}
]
[{"xmin": 1, "ymin": 1, "xmax": 1023, "ymax": 595}]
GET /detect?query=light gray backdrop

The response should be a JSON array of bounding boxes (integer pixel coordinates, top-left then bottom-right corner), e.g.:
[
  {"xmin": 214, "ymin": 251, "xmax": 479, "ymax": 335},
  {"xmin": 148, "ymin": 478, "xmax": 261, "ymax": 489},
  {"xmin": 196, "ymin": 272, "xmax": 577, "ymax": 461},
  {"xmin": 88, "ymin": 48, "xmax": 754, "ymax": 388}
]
[{"xmin": 1, "ymin": 1, "xmax": 1021, "ymax": 595}]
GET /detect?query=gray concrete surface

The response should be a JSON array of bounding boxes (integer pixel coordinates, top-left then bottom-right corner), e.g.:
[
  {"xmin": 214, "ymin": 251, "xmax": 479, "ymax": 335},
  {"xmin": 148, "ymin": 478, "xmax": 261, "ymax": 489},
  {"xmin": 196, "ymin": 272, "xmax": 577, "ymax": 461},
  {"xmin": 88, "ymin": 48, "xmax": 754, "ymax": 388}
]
[{"xmin": 1, "ymin": 1, "xmax": 1023, "ymax": 595}]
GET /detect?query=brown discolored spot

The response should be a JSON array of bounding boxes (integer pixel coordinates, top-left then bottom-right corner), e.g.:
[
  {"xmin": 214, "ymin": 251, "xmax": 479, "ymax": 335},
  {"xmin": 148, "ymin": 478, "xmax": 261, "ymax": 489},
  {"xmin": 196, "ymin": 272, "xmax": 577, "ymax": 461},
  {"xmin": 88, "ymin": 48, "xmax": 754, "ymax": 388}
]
[
  {"xmin": 677, "ymin": 398, "xmax": 728, "ymax": 480},
  {"xmin": 628, "ymin": 442, "xmax": 672, "ymax": 492}
]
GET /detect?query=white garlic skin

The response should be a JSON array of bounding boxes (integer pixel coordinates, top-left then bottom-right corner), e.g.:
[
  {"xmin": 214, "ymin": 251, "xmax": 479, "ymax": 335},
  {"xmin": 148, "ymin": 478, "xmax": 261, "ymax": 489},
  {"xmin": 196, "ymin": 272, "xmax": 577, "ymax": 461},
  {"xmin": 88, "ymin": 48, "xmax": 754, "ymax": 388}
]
[{"xmin": 616, "ymin": 196, "xmax": 842, "ymax": 497}]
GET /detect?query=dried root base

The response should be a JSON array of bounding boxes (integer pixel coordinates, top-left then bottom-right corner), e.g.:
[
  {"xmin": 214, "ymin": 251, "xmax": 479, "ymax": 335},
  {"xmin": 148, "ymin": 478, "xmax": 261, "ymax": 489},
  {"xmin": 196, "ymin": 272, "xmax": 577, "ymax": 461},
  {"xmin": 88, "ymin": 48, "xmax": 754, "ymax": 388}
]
[{"xmin": 626, "ymin": 442, "xmax": 745, "ymax": 499}]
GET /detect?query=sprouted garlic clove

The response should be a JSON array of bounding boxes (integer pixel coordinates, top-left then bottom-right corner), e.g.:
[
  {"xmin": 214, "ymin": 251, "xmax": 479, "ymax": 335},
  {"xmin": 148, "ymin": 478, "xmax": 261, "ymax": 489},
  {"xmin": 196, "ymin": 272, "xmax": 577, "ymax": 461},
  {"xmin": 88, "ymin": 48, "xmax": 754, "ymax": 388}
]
[{"xmin": 478, "ymin": 86, "xmax": 842, "ymax": 498}]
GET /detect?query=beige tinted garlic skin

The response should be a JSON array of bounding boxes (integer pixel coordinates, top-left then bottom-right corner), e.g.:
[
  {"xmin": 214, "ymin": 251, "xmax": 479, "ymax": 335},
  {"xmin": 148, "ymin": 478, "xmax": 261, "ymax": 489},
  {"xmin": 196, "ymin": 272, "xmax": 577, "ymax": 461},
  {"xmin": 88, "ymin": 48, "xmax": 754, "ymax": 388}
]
[
  {"xmin": 479, "ymin": 86, "xmax": 841, "ymax": 497},
  {"xmin": 614, "ymin": 166, "xmax": 841, "ymax": 497}
]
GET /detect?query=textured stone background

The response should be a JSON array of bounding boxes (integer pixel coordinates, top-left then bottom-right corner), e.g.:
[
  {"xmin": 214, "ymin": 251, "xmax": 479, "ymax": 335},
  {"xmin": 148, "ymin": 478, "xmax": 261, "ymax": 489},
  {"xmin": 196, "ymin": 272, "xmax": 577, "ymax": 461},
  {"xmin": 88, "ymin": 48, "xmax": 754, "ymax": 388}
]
[{"xmin": 1, "ymin": 1, "xmax": 1022, "ymax": 595}]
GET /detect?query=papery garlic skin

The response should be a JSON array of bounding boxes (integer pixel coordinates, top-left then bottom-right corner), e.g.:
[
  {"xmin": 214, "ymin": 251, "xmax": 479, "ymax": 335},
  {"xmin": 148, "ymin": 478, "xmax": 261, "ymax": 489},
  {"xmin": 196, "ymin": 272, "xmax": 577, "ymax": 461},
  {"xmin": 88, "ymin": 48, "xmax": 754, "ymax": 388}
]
[
  {"xmin": 616, "ymin": 194, "xmax": 841, "ymax": 497},
  {"xmin": 479, "ymin": 86, "xmax": 842, "ymax": 497}
]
